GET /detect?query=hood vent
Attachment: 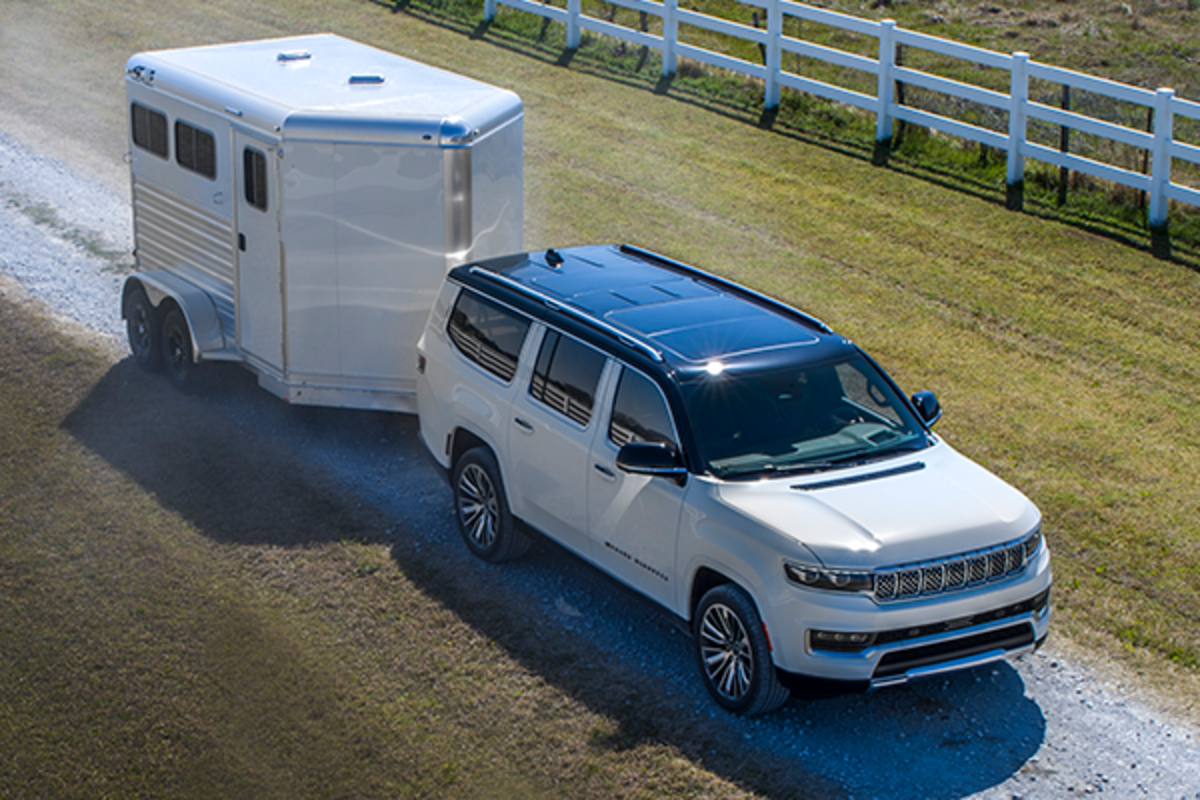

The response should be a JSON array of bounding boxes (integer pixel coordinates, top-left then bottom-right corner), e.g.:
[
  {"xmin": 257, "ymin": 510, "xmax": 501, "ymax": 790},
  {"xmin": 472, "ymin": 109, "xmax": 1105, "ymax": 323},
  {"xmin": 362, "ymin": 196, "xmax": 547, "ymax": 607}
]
[{"xmin": 791, "ymin": 461, "xmax": 924, "ymax": 492}]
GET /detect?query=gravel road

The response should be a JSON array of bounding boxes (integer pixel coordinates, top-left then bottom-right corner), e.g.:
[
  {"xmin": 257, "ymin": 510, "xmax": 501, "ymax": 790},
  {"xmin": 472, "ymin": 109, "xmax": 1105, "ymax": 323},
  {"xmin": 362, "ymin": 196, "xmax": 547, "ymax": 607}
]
[{"xmin": 2, "ymin": 130, "xmax": 1198, "ymax": 799}]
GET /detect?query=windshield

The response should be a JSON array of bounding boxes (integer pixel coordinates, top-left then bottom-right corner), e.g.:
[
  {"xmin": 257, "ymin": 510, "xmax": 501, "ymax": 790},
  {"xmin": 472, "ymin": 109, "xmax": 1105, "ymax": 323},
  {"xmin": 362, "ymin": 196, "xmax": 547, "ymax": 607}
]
[{"xmin": 680, "ymin": 354, "xmax": 930, "ymax": 479}]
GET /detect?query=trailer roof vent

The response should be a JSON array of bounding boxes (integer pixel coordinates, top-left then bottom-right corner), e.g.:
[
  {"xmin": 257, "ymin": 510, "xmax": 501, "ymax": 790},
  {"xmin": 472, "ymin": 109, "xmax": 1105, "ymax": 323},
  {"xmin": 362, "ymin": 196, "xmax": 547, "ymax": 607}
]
[
  {"xmin": 277, "ymin": 50, "xmax": 312, "ymax": 62},
  {"xmin": 349, "ymin": 74, "xmax": 386, "ymax": 85}
]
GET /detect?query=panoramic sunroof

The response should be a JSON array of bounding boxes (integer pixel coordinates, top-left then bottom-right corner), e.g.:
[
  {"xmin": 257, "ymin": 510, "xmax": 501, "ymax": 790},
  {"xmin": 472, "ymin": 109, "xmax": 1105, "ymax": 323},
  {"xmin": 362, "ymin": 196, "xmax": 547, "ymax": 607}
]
[{"xmin": 608, "ymin": 295, "xmax": 819, "ymax": 361}]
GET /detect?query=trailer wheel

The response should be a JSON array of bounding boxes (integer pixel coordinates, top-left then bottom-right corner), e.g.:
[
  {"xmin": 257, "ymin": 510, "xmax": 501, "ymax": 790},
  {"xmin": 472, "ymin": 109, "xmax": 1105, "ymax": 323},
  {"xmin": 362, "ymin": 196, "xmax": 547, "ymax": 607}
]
[
  {"xmin": 125, "ymin": 286, "xmax": 162, "ymax": 372},
  {"xmin": 161, "ymin": 308, "xmax": 201, "ymax": 391},
  {"xmin": 694, "ymin": 583, "xmax": 790, "ymax": 715},
  {"xmin": 452, "ymin": 447, "xmax": 530, "ymax": 563}
]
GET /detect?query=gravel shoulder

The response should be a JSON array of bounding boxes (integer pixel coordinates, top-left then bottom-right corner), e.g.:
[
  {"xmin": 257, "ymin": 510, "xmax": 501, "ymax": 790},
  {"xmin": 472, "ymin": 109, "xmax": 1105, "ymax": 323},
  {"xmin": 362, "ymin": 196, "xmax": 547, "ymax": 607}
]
[{"xmin": 2, "ymin": 126, "xmax": 1199, "ymax": 799}]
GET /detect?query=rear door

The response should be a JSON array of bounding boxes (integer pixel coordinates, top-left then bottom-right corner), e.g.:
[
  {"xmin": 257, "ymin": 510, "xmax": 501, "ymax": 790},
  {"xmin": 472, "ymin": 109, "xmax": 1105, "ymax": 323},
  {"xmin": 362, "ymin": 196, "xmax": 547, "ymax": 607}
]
[
  {"xmin": 233, "ymin": 130, "xmax": 283, "ymax": 369},
  {"xmin": 507, "ymin": 328, "xmax": 609, "ymax": 558}
]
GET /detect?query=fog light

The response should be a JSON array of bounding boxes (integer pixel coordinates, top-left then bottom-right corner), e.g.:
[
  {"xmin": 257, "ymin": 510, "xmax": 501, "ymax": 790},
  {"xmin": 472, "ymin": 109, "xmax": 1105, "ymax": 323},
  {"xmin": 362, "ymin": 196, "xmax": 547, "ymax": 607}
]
[{"xmin": 811, "ymin": 629, "xmax": 876, "ymax": 652}]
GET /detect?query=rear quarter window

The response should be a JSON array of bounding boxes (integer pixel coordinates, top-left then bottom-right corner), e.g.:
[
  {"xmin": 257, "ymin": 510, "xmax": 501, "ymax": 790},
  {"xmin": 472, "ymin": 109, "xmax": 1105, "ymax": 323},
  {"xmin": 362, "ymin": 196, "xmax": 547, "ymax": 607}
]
[{"xmin": 447, "ymin": 290, "xmax": 530, "ymax": 382}]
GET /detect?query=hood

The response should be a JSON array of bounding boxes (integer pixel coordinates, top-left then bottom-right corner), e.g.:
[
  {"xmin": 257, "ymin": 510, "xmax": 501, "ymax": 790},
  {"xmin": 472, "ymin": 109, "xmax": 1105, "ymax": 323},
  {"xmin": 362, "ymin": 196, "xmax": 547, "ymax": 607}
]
[{"xmin": 712, "ymin": 440, "xmax": 1040, "ymax": 569}]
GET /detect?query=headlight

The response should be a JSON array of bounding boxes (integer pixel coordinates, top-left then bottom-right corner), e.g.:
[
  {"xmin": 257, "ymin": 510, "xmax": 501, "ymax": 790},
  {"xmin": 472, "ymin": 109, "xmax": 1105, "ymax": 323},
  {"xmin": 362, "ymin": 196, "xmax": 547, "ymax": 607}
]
[{"xmin": 784, "ymin": 562, "xmax": 873, "ymax": 592}]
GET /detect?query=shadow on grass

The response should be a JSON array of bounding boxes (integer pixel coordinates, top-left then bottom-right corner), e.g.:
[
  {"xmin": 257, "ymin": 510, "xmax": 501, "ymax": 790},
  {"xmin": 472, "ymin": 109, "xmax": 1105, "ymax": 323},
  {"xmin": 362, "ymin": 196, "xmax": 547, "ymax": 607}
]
[{"xmin": 61, "ymin": 357, "xmax": 1048, "ymax": 798}]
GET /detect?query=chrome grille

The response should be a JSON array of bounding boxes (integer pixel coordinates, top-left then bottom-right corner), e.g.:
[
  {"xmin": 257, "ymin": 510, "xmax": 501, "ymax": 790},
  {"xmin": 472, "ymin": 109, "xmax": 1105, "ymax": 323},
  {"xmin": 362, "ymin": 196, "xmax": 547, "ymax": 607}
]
[{"xmin": 873, "ymin": 530, "xmax": 1042, "ymax": 603}]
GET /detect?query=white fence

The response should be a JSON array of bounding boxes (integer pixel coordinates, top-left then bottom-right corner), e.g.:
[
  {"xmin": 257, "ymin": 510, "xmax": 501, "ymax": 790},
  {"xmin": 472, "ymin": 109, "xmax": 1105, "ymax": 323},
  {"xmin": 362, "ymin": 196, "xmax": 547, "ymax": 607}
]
[{"xmin": 483, "ymin": 0, "xmax": 1200, "ymax": 230}]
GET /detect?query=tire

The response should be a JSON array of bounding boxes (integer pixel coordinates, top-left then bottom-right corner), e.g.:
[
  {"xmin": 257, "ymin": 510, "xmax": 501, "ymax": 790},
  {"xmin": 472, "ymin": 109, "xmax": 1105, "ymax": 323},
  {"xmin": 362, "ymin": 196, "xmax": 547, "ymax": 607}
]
[
  {"xmin": 452, "ymin": 447, "xmax": 530, "ymax": 563},
  {"xmin": 694, "ymin": 583, "xmax": 790, "ymax": 715},
  {"xmin": 160, "ymin": 307, "xmax": 202, "ymax": 391},
  {"xmin": 124, "ymin": 286, "xmax": 162, "ymax": 372}
]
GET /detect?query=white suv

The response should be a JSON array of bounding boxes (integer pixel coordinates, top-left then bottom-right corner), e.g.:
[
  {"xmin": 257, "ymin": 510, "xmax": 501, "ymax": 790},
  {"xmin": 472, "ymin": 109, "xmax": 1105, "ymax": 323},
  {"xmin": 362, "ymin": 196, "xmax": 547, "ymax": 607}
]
[{"xmin": 416, "ymin": 244, "xmax": 1051, "ymax": 714}]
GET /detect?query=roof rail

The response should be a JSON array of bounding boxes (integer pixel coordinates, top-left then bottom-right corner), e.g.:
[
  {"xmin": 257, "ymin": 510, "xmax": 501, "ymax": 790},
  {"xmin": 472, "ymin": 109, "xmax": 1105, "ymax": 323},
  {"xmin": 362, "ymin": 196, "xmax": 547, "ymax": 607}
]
[
  {"xmin": 618, "ymin": 244, "xmax": 834, "ymax": 335},
  {"xmin": 468, "ymin": 266, "xmax": 665, "ymax": 363}
]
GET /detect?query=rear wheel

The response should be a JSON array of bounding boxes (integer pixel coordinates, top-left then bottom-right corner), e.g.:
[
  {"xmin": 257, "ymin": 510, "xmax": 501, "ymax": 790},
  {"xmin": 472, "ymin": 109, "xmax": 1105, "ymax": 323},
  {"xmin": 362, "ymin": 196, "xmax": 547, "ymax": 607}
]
[
  {"xmin": 124, "ymin": 286, "xmax": 161, "ymax": 371},
  {"xmin": 161, "ymin": 308, "xmax": 202, "ymax": 391},
  {"xmin": 694, "ymin": 583, "xmax": 790, "ymax": 715},
  {"xmin": 452, "ymin": 447, "xmax": 530, "ymax": 563}
]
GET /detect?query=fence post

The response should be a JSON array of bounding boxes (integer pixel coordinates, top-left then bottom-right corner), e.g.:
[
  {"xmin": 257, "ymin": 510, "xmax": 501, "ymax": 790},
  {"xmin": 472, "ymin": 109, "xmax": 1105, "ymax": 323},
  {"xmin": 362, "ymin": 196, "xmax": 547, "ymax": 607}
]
[
  {"xmin": 565, "ymin": 0, "xmax": 581, "ymax": 49},
  {"xmin": 484, "ymin": 0, "xmax": 497, "ymax": 21},
  {"xmin": 1149, "ymin": 87, "xmax": 1174, "ymax": 258},
  {"xmin": 1006, "ymin": 52, "xmax": 1029, "ymax": 211},
  {"xmin": 873, "ymin": 19, "xmax": 896, "ymax": 166},
  {"xmin": 765, "ymin": 0, "xmax": 783, "ymax": 108},
  {"xmin": 662, "ymin": 0, "xmax": 678, "ymax": 76}
]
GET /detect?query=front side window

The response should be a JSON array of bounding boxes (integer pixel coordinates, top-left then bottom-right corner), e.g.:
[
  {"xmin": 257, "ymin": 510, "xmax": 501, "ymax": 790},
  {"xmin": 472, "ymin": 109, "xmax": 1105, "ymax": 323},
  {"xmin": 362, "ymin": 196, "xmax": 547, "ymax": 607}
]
[
  {"xmin": 131, "ymin": 103, "xmax": 168, "ymax": 158},
  {"xmin": 609, "ymin": 368, "xmax": 677, "ymax": 451},
  {"xmin": 175, "ymin": 120, "xmax": 216, "ymax": 179},
  {"xmin": 529, "ymin": 330, "xmax": 606, "ymax": 427},
  {"xmin": 447, "ymin": 290, "xmax": 530, "ymax": 382},
  {"xmin": 681, "ymin": 354, "xmax": 928, "ymax": 479},
  {"xmin": 243, "ymin": 147, "xmax": 268, "ymax": 211}
]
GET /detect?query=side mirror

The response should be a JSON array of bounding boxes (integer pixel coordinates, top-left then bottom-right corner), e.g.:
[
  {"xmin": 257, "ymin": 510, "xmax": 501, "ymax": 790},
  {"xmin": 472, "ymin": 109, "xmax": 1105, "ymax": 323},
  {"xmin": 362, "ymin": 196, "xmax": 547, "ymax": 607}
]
[
  {"xmin": 616, "ymin": 441, "xmax": 687, "ymax": 484},
  {"xmin": 910, "ymin": 390, "xmax": 942, "ymax": 427}
]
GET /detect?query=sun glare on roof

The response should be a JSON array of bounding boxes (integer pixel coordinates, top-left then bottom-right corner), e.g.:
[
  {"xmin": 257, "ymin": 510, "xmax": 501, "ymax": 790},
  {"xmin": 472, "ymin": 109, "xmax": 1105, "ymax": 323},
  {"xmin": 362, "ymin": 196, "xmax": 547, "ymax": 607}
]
[{"xmin": 704, "ymin": 360, "xmax": 726, "ymax": 376}]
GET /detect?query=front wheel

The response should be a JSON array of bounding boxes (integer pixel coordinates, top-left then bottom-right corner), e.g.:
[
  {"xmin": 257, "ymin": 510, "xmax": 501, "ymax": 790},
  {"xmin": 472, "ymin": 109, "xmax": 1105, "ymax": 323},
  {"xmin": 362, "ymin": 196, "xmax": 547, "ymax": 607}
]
[
  {"xmin": 694, "ymin": 584, "xmax": 790, "ymax": 715},
  {"xmin": 452, "ymin": 447, "xmax": 530, "ymax": 563}
]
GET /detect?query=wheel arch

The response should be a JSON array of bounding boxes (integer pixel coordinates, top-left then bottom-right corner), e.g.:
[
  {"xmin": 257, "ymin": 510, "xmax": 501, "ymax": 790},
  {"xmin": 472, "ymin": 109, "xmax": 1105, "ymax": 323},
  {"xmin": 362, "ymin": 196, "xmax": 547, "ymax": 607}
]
[{"xmin": 121, "ymin": 271, "xmax": 226, "ymax": 358}]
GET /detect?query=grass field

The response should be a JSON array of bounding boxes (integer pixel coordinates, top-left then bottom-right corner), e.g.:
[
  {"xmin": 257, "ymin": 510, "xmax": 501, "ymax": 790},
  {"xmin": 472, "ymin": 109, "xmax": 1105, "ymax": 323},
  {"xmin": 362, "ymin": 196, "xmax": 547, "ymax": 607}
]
[{"xmin": 1, "ymin": 0, "xmax": 1199, "ymax": 793}]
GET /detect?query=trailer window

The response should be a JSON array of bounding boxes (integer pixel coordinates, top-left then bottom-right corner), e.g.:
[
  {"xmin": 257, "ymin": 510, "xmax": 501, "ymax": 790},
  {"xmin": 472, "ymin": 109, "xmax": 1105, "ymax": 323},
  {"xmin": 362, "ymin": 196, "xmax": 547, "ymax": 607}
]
[
  {"xmin": 447, "ymin": 291, "xmax": 530, "ymax": 383},
  {"xmin": 243, "ymin": 147, "xmax": 268, "ymax": 211},
  {"xmin": 131, "ymin": 103, "xmax": 168, "ymax": 158},
  {"xmin": 175, "ymin": 120, "xmax": 216, "ymax": 179}
]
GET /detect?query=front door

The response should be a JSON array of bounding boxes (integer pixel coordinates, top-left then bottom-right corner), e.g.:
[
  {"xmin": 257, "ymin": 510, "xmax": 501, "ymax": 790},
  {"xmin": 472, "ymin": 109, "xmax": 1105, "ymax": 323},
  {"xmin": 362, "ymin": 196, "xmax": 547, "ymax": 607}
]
[
  {"xmin": 233, "ymin": 129, "xmax": 283, "ymax": 370},
  {"xmin": 587, "ymin": 366, "xmax": 686, "ymax": 610}
]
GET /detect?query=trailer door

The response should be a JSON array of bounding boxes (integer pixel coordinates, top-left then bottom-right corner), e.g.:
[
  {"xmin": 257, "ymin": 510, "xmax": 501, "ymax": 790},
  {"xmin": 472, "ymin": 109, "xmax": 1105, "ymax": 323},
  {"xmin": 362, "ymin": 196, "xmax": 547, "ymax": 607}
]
[{"xmin": 234, "ymin": 130, "xmax": 284, "ymax": 370}]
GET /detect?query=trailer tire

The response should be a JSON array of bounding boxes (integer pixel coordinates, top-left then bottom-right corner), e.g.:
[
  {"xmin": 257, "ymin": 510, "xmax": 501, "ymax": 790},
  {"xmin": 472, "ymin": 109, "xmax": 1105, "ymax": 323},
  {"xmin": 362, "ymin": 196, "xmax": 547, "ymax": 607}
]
[
  {"xmin": 161, "ymin": 308, "xmax": 203, "ymax": 391},
  {"xmin": 125, "ymin": 286, "xmax": 162, "ymax": 372},
  {"xmin": 452, "ymin": 447, "xmax": 530, "ymax": 563}
]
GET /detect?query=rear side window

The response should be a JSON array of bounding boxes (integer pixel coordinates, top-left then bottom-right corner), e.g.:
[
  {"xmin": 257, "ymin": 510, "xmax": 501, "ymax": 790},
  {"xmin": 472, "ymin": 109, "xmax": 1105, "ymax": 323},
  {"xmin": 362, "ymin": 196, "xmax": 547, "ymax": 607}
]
[
  {"xmin": 175, "ymin": 120, "xmax": 216, "ymax": 179},
  {"xmin": 447, "ymin": 291, "xmax": 530, "ymax": 382},
  {"xmin": 529, "ymin": 330, "xmax": 606, "ymax": 427},
  {"xmin": 609, "ymin": 368, "xmax": 676, "ymax": 450},
  {"xmin": 243, "ymin": 147, "xmax": 268, "ymax": 211},
  {"xmin": 131, "ymin": 103, "xmax": 168, "ymax": 158}
]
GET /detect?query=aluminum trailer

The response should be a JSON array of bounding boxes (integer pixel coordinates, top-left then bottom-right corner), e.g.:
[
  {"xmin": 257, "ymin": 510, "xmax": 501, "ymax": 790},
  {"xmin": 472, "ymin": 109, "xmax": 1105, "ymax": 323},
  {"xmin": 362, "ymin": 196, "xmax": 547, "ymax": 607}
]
[{"xmin": 121, "ymin": 33, "xmax": 523, "ymax": 412}]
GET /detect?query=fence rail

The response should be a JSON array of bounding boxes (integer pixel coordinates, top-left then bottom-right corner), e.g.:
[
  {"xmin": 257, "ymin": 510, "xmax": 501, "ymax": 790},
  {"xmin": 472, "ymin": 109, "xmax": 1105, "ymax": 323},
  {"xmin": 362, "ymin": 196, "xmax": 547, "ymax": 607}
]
[{"xmin": 483, "ymin": 0, "xmax": 1200, "ymax": 238}]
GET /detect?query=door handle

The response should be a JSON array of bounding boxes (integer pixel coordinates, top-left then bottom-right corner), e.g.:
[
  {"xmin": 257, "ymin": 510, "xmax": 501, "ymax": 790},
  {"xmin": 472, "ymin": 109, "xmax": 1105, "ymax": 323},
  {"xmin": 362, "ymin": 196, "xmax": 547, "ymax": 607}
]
[
  {"xmin": 593, "ymin": 463, "xmax": 616, "ymax": 480},
  {"xmin": 513, "ymin": 417, "xmax": 534, "ymax": 433}
]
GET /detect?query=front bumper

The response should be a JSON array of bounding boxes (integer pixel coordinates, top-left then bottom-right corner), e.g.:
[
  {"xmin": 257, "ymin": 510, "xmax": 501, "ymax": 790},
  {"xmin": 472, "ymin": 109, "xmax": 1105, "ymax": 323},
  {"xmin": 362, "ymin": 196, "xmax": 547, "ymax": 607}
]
[{"xmin": 769, "ymin": 546, "xmax": 1052, "ymax": 689}]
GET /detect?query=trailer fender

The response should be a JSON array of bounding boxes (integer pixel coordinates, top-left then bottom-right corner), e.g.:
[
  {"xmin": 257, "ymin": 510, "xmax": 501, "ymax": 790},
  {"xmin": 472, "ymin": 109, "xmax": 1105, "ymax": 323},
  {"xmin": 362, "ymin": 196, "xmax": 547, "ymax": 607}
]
[{"xmin": 123, "ymin": 271, "xmax": 228, "ymax": 360}]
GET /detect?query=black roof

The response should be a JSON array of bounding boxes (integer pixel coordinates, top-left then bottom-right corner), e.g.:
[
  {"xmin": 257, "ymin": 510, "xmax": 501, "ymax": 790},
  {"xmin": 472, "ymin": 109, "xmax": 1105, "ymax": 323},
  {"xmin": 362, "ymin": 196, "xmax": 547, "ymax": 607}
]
[{"xmin": 450, "ymin": 244, "xmax": 857, "ymax": 377}]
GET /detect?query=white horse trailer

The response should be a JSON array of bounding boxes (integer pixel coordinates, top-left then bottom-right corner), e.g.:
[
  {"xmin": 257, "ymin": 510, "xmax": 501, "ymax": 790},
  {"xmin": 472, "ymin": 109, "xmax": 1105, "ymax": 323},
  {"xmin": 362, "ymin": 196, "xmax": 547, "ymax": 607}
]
[{"xmin": 121, "ymin": 34, "xmax": 523, "ymax": 412}]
